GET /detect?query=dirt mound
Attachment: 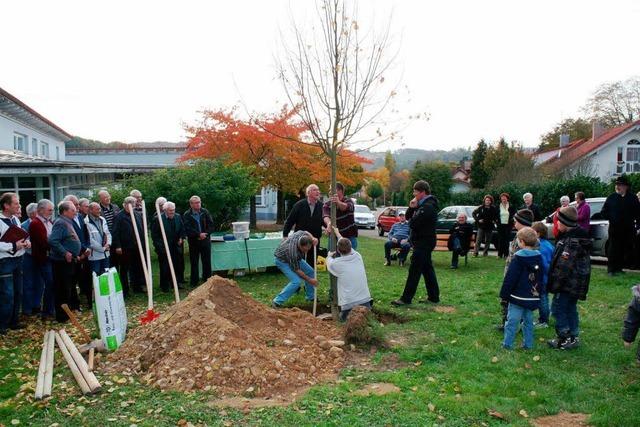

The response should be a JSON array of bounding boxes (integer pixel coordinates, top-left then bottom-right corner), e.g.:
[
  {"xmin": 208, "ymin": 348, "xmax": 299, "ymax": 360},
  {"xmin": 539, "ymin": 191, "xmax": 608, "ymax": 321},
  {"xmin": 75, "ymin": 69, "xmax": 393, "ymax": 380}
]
[
  {"xmin": 532, "ymin": 412, "xmax": 590, "ymax": 426},
  {"xmin": 104, "ymin": 276, "xmax": 345, "ymax": 398}
]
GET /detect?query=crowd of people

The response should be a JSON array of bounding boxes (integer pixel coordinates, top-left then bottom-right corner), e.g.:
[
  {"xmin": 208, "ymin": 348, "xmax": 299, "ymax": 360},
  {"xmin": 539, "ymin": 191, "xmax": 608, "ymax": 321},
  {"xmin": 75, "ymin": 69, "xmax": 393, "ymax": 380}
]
[{"xmin": 0, "ymin": 189, "xmax": 216, "ymax": 335}]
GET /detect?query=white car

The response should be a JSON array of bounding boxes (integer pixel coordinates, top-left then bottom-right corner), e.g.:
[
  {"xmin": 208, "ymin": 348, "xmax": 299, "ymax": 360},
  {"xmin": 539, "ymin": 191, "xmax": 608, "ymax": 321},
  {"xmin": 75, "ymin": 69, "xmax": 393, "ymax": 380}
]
[{"xmin": 354, "ymin": 204, "xmax": 376, "ymax": 229}]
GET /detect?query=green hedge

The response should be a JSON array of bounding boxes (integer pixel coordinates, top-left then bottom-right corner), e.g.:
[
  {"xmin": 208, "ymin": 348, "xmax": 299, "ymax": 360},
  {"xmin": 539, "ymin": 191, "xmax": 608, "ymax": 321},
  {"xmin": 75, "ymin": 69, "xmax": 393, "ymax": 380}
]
[{"xmin": 449, "ymin": 175, "xmax": 609, "ymax": 216}]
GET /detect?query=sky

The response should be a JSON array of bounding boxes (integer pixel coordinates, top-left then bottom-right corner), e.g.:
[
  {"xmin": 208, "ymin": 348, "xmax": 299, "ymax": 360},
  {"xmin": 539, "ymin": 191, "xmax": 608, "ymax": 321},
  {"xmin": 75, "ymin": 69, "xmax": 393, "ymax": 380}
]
[{"xmin": 3, "ymin": 0, "xmax": 640, "ymax": 151}]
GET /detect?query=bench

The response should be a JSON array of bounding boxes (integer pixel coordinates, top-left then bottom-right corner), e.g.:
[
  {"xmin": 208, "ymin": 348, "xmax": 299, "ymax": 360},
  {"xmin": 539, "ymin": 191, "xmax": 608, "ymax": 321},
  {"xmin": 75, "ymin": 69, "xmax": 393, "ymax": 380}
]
[{"xmin": 390, "ymin": 233, "xmax": 476, "ymax": 266}]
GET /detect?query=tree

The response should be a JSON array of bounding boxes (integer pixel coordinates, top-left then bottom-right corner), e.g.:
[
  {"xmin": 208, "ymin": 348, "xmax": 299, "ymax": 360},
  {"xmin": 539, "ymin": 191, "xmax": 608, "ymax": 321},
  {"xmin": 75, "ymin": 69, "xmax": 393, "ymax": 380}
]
[
  {"xmin": 470, "ymin": 139, "xmax": 489, "ymax": 189},
  {"xmin": 277, "ymin": 0, "xmax": 398, "ymax": 318},
  {"xmin": 538, "ymin": 118, "xmax": 592, "ymax": 151},
  {"xmin": 384, "ymin": 150, "xmax": 397, "ymax": 175},
  {"xmin": 408, "ymin": 161, "xmax": 452, "ymax": 205},
  {"xmin": 366, "ymin": 180, "xmax": 383, "ymax": 208},
  {"xmin": 484, "ymin": 138, "xmax": 516, "ymax": 182},
  {"xmin": 488, "ymin": 151, "xmax": 541, "ymax": 188},
  {"xmin": 584, "ymin": 76, "xmax": 640, "ymax": 128}
]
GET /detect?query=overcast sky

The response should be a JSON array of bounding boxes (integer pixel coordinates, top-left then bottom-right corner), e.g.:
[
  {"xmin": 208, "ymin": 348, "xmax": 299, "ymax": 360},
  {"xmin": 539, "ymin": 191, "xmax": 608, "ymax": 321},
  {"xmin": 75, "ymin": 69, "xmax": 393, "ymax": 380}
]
[{"xmin": 3, "ymin": 0, "xmax": 639, "ymax": 151}]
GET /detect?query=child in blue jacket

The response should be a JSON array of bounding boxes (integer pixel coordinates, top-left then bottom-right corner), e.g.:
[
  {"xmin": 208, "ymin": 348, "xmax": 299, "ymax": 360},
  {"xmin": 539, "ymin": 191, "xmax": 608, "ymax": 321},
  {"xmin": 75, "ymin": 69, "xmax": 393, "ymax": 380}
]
[
  {"xmin": 532, "ymin": 222, "xmax": 554, "ymax": 328},
  {"xmin": 500, "ymin": 227, "xmax": 544, "ymax": 349}
]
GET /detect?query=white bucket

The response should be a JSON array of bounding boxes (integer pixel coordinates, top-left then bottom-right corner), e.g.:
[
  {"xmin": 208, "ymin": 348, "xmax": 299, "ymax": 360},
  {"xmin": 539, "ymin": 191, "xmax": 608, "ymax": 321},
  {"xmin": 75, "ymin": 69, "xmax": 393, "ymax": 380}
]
[
  {"xmin": 232, "ymin": 222, "xmax": 250, "ymax": 232},
  {"xmin": 234, "ymin": 230, "xmax": 250, "ymax": 240}
]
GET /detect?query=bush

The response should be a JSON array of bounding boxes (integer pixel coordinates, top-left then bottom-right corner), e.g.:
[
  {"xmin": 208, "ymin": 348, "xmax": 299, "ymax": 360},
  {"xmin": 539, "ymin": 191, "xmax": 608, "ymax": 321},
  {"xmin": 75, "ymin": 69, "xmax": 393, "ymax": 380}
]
[
  {"xmin": 449, "ymin": 175, "xmax": 608, "ymax": 215},
  {"xmin": 94, "ymin": 160, "xmax": 259, "ymax": 231}
]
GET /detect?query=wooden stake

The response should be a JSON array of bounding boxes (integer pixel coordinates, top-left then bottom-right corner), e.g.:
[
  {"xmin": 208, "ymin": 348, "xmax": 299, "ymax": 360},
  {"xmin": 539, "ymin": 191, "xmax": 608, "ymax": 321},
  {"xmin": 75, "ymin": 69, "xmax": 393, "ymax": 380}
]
[
  {"xmin": 141, "ymin": 201, "xmax": 154, "ymax": 310},
  {"xmin": 59, "ymin": 329, "xmax": 101, "ymax": 393},
  {"xmin": 88, "ymin": 348, "xmax": 95, "ymax": 371},
  {"xmin": 54, "ymin": 331, "xmax": 91, "ymax": 395},
  {"xmin": 43, "ymin": 329, "xmax": 55, "ymax": 397},
  {"xmin": 128, "ymin": 205, "xmax": 151, "ymax": 308},
  {"xmin": 61, "ymin": 304, "xmax": 91, "ymax": 343},
  {"xmin": 313, "ymin": 245, "xmax": 318, "ymax": 317},
  {"xmin": 34, "ymin": 331, "xmax": 49, "ymax": 400}
]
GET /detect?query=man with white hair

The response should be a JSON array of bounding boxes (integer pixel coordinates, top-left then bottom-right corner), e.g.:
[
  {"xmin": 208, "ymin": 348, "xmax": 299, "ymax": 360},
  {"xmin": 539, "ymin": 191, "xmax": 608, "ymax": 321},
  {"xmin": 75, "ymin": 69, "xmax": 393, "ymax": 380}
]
[
  {"xmin": 85, "ymin": 202, "xmax": 112, "ymax": 276},
  {"xmin": 63, "ymin": 195, "xmax": 90, "ymax": 309},
  {"xmin": 447, "ymin": 212, "xmax": 474, "ymax": 269},
  {"xmin": 283, "ymin": 184, "xmax": 325, "ymax": 265},
  {"xmin": 183, "ymin": 195, "xmax": 214, "ymax": 287},
  {"xmin": 29, "ymin": 199, "xmax": 55, "ymax": 319},
  {"xmin": 152, "ymin": 201, "xmax": 186, "ymax": 291},
  {"xmin": 111, "ymin": 196, "xmax": 146, "ymax": 296},
  {"xmin": 130, "ymin": 189, "xmax": 143, "ymax": 213},
  {"xmin": 547, "ymin": 195, "xmax": 571, "ymax": 239},
  {"xmin": 20, "ymin": 203, "xmax": 38, "ymax": 316},
  {"xmin": 520, "ymin": 192, "xmax": 542, "ymax": 221}
]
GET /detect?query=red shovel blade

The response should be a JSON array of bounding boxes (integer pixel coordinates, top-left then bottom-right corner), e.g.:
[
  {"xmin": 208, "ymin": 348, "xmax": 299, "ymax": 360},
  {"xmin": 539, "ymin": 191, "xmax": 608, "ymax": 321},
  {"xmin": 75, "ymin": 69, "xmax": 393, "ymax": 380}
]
[{"xmin": 140, "ymin": 309, "xmax": 160, "ymax": 324}]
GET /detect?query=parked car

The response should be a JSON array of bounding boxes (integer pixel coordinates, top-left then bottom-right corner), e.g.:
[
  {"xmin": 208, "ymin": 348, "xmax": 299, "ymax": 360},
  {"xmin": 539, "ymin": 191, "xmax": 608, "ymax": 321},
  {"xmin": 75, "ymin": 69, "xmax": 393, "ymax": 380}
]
[
  {"xmin": 376, "ymin": 206, "xmax": 409, "ymax": 236},
  {"xmin": 436, "ymin": 205, "xmax": 477, "ymax": 234},
  {"xmin": 354, "ymin": 204, "xmax": 376, "ymax": 229},
  {"xmin": 544, "ymin": 197, "xmax": 608, "ymax": 257}
]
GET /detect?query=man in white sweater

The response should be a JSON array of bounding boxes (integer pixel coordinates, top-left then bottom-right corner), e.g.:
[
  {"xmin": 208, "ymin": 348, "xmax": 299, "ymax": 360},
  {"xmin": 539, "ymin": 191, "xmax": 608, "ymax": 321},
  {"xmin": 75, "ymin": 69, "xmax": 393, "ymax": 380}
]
[{"xmin": 326, "ymin": 238, "xmax": 373, "ymax": 321}]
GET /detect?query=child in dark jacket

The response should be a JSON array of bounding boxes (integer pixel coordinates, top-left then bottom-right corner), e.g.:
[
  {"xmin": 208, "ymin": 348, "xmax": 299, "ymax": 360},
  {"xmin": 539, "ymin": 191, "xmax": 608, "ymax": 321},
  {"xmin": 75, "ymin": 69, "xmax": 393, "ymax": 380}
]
[
  {"xmin": 532, "ymin": 222, "xmax": 554, "ymax": 328},
  {"xmin": 500, "ymin": 227, "xmax": 544, "ymax": 350},
  {"xmin": 622, "ymin": 284, "xmax": 640, "ymax": 365},
  {"xmin": 547, "ymin": 206, "xmax": 592, "ymax": 350}
]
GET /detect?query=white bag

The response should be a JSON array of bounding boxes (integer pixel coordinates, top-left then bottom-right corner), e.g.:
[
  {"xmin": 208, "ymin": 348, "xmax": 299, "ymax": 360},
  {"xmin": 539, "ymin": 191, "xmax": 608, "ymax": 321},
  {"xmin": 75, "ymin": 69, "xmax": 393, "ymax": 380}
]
[{"xmin": 92, "ymin": 267, "xmax": 128, "ymax": 350}]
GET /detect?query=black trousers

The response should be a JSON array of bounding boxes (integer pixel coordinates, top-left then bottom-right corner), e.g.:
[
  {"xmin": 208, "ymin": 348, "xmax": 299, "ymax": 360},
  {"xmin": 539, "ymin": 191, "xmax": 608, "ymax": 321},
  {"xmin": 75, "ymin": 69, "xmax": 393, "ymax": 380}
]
[
  {"xmin": 401, "ymin": 243, "xmax": 440, "ymax": 303},
  {"xmin": 157, "ymin": 244, "xmax": 185, "ymax": 291},
  {"xmin": 118, "ymin": 248, "xmax": 145, "ymax": 296},
  {"xmin": 497, "ymin": 224, "xmax": 511, "ymax": 258},
  {"xmin": 52, "ymin": 260, "xmax": 76, "ymax": 322},
  {"xmin": 188, "ymin": 238, "xmax": 211, "ymax": 286},
  {"xmin": 608, "ymin": 226, "xmax": 633, "ymax": 273},
  {"xmin": 76, "ymin": 259, "xmax": 93, "ymax": 307}
]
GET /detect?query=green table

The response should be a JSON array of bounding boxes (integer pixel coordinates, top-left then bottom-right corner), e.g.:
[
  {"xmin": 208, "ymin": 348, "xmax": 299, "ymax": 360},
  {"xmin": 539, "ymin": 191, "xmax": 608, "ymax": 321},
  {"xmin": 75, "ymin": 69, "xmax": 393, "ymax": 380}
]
[{"xmin": 211, "ymin": 237, "xmax": 282, "ymax": 271}]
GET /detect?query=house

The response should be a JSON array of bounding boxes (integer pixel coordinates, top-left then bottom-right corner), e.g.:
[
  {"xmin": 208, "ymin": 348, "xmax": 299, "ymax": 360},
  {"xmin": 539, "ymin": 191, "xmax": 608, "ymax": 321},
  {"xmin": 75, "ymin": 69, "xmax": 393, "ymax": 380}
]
[
  {"xmin": 0, "ymin": 86, "xmax": 161, "ymax": 209},
  {"xmin": 534, "ymin": 120, "xmax": 640, "ymax": 181},
  {"xmin": 450, "ymin": 160, "xmax": 472, "ymax": 193}
]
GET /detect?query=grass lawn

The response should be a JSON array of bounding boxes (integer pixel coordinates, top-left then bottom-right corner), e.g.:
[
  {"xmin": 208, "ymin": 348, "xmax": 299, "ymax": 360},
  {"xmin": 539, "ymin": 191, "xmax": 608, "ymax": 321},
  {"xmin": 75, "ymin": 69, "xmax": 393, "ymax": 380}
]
[{"xmin": 0, "ymin": 236, "xmax": 639, "ymax": 426}]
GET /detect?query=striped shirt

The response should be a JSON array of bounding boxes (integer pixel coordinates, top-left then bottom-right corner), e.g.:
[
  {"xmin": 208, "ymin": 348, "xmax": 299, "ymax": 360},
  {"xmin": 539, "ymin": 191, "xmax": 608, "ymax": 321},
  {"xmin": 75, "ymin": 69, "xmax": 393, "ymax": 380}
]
[
  {"xmin": 322, "ymin": 197, "xmax": 357, "ymax": 238},
  {"xmin": 274, "ymin": 230, "xmax": 309, "ymax": 270},
  {"xmin": 100, "ymin": 203, "xmax": 119, "ymax": 232}
]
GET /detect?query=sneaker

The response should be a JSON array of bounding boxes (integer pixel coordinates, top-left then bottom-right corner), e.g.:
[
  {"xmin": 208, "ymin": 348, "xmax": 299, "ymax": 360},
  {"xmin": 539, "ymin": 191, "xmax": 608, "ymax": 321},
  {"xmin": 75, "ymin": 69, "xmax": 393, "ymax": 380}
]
[
  {"xmin": 560, "ymin": 337, "xmax": 580, "ymax": 350},
  {"xmin": 399, "ymin": 260, "xmax": 405, "ymax": 267},
  {"xmin": 384, "ymin": 260, "xmax": 391, "ymax": 266},
  {"xmin": 534, "ymin": 322, "xmax": 549, "ymax": 329},
  {"xmin": 391, "ymin": 299, "xmax": 410, "ymax": 307},
  {"xmin": 450, "ymin": 265, "xmax": 458, "ymax": 269},
  {"xmin": 271, "ymin": 301, "xmax": 283, "ymax": 309}
]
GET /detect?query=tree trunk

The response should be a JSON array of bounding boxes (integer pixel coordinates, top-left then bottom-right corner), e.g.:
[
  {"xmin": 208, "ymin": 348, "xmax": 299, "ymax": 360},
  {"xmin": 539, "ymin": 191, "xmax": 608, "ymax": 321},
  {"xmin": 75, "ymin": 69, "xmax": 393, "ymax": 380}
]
[
  {"xmin": 276, "ymin": 189, "xmax": 285, "ymax": 224},
  {"xmin": 249, "ymin": 195, "xmax": 257, "ymax": 229},
  {"xmin": 329, "ymin": 149, "xmax": 339, "ymax": 320}
]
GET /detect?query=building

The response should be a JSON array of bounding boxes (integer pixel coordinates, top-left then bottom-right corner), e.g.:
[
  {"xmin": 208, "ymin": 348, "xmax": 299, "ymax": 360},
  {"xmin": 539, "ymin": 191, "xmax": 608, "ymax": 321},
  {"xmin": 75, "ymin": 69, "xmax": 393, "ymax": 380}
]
[
  {"xmin": 450, "ymin": 160, "xmax": 472, "ymax": 193},
  {"xmin": 534, "ymin": 120, "xmax": 640, "ymax": 181},
  {"xmin": 0, "ymin": 86, "xmax": 161, "ymax": 210}
]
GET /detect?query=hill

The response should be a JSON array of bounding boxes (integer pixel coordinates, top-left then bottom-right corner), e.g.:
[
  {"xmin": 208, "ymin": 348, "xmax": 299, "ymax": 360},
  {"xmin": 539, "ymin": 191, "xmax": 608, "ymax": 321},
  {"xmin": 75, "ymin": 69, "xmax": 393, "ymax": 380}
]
[{"xmin": 360, "ymin": 147, "xmax": 472, "ymax": 170}]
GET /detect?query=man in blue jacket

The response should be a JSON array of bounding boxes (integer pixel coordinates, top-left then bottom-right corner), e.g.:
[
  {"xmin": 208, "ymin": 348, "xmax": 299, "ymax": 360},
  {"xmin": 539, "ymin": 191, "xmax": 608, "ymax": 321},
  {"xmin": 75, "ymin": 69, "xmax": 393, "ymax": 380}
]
[{"xmin": 383, "ymin": 212, "xmax": 410, "ymax": 266}]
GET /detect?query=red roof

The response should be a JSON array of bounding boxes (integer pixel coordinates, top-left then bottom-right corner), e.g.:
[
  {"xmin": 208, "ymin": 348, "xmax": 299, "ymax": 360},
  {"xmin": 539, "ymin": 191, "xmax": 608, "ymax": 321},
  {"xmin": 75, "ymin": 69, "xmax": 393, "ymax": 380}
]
[
  {"xmin": 0, "ymin": 86, "xmax": 72, "ymax": 140},
  {"xmin": 545, "ymin": 120, "xmax": 640, "ymax": 167}
]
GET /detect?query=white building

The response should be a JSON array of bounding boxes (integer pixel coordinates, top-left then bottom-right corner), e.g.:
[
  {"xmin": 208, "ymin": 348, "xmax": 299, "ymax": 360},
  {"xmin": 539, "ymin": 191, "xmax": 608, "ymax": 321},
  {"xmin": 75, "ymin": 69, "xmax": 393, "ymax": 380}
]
[{"xmin": 534, "ymin": 120, "xmax": 640, "ymax": 181}]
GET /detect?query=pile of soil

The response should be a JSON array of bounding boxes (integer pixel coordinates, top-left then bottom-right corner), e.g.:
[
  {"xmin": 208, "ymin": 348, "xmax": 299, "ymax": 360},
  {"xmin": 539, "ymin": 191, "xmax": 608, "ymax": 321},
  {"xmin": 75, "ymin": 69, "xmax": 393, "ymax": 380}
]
[{"xmin": 104, "ymin": 276, "xmax": 345, "ymax": 398}]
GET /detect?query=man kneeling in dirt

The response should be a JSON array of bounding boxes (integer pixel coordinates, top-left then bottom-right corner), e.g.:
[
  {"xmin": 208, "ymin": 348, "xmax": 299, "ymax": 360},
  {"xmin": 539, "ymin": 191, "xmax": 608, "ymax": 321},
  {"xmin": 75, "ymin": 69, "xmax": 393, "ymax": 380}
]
[
  {"xmin": 272, "ymin": 230, "xmax": 318, "ymax": 308},
  {"xmin": 326, "ymin": 238, "xmax": 373, "ymax": 321}
]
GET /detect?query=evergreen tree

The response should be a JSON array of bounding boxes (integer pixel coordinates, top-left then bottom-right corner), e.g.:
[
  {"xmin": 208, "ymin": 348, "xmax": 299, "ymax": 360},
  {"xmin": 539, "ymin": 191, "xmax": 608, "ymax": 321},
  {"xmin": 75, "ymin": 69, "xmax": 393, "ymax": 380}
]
[{"xmin": 470, "ymin": 139, "xmax": 489, "ymax": 189}]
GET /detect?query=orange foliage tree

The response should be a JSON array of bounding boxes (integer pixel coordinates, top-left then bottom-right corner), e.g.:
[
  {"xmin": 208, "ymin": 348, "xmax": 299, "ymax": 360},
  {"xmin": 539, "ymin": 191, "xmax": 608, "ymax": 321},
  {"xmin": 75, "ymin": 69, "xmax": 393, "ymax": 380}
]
[{"xmin": 182, "ymin": 107, "xmax": 369, "ymax": 225}]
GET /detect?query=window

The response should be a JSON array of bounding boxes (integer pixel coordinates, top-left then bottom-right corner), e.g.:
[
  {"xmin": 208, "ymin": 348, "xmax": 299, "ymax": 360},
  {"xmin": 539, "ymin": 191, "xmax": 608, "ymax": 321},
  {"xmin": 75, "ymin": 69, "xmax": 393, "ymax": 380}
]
[
  {"xmin": 13, "ymin": 133, "xmax": 26, "ymax": 152},
  {"xmin": 55, "ymin": 146, "xmax": 60, "ymax": 160},
  {"xmin": 255, "ymin": 189, "xmax": 265, "ymax": 206},
  {"xmin": 41, "ymin": 142, "xmax": 49, "ymax": 158},
  {"xmin": 626, "ymin": 140, "xmax": 640, "ymax": 173},
  {"xmin": 32, "ymin": 138, "xmax": 38, "ymax": 156},
  {"xmin": 617, "ymin": 146, "xmax": 625, "ymax": 174}
]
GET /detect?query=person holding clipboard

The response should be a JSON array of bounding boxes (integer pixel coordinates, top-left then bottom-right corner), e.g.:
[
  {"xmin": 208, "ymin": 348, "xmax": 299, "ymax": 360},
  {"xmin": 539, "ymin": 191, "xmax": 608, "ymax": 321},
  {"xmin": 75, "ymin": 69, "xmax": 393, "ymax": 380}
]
[{"xmin": 0, "ymin": 192, "xmax": 30, "ymax": 335}]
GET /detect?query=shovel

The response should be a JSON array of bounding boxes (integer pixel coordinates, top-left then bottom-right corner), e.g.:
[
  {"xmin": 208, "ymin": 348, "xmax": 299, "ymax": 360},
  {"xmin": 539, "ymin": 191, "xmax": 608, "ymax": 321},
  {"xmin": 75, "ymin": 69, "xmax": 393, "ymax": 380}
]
[
  {"xmin": 128, "ymin": 202, "xmax": 158, "ymax": 324},
  {"xmin": 155, "ymin": 200, "xmax": 180, "ymax": 304}
]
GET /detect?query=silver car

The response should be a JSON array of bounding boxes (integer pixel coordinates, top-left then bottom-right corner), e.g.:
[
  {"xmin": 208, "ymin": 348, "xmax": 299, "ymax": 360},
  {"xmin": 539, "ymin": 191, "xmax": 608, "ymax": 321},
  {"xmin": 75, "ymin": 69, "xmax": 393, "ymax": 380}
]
[
  {"xmin": 544, "ymin": 197, "xmax": 608, "ymax": 257},
  {"xmin": 354, "ymin": 204, "xmax": 376, "ymax": 229}
]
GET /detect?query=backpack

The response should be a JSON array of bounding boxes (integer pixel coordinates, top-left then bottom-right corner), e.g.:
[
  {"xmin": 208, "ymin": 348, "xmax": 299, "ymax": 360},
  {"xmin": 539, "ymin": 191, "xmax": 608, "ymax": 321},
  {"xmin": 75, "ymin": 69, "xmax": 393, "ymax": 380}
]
[{"xmin": 548, "ymin": 237, "xmax": 592, "ymax": 300}]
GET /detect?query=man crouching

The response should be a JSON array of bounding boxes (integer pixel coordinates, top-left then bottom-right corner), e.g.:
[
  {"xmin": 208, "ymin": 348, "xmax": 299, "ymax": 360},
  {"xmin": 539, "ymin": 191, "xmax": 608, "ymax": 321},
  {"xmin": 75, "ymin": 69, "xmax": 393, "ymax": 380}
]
[
  {"xmin": 272, "ymin": 230, "xmax": 318, "ymax": 308},
  {"xmin": 326, "ymin": 238, "xmax": 373, "ymax": 321}
]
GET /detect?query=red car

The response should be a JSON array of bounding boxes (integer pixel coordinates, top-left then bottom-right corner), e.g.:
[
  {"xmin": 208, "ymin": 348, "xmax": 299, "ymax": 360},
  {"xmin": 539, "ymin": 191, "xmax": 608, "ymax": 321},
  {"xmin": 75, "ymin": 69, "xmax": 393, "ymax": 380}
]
[{"xmin": 376, "ymin": 206, "xmax": 409, "ymax": 236}]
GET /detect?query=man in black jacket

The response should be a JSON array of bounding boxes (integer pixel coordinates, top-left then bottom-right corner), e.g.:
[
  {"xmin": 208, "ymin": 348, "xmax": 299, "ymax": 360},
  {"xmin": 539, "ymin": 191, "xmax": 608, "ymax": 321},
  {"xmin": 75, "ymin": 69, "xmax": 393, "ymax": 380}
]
[
  {"xmin": 183, "ymin": 195, "xmax": 215, "ymax": 287},
  {"xmin": 151, "ymin": 201, "xmax": 186, "ymax": 292},
  {"xmin": 601, "ymin": 174, "xmax": 640, "ymax": 275},
  {"xmin": 448, "ymin": 212, "xmax": 474, "ymax": 269},
  {"xmin": 392, "ymin": 180, "xmax": 440, "ymax": 305},
  {"xmin": 283, "ymin": 184, "xmax": 324, "ymax": 265},
  {"xmin": 111, "ymin": 197, "xmax": 146, "ymax": 297}
]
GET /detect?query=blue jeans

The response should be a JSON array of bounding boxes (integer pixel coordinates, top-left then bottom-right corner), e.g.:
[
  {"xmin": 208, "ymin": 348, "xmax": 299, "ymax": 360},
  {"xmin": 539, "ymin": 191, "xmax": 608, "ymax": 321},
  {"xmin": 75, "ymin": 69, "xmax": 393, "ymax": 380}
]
[
  {"xmin": 21, "ymin": 254, "xmax": 37, "ymax": 314},
  {"xmin": 348, "ymin": 237, "xmax": 358, "ymax": 251},
  {"xmin": 89, "ymin": 258, "xmax": 111, "ymax": 276},
  {"xmin": 0, "ymin": 257, "xmax": 23, "ymax": 331},
  {"xmin": 34, "ymin": 260, "xmax": 55, "ymax": 317},
  {"xmin": 340, "ymin": 300, "xmax": 372, "ymax": 322},
  {"xmin": 538, "ymin": 292, "xmax": 550, "ymax": 323},
  {"xmin": 503, "ymin": 303, "xmax": 534, "ymax": 349},
  {"xmin": 273, "ymin": 258, "xmax": 315, "ymax": 305},
  {"xmin": 552, "ymin": 292, "xmax": 579, "ymax": 337},
  {"xmin": 384, "ymin": 240, "xmax": 411, "ymax": 262}
]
